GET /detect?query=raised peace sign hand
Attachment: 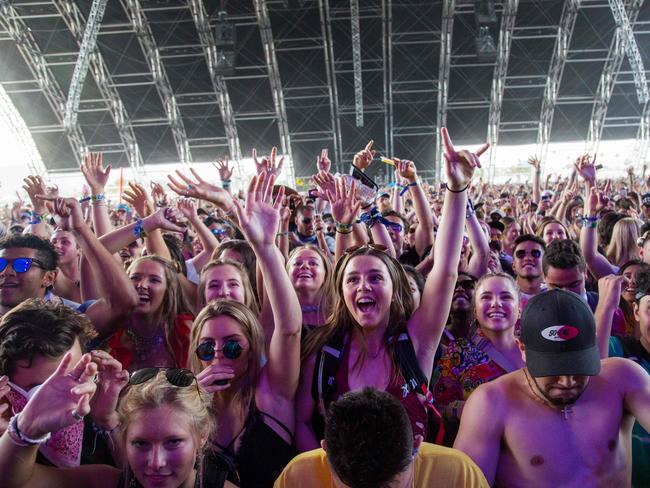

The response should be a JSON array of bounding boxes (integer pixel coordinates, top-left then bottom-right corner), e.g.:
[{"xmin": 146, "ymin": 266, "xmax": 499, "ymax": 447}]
[
  {"xmin": 317, "ymin": 148, "xmax": 331, "ymax": 173},
  {"xmin": 18, "ymin": 352, "xmax": 97, "ymax": 439},
  {"xmin": 441, "ymin": 127, "xmax": 488, "ymax": 191}
]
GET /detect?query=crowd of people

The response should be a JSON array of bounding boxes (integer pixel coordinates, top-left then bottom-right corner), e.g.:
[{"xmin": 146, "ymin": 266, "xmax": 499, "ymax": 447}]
[{"xmin": 0, "ymin": 129, "xmax": 649, "ymax": 487}]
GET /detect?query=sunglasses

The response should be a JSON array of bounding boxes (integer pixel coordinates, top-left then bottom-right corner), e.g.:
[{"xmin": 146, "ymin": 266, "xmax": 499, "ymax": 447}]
[
  {"xmin": 301, "ymin": 217, "xmax": 312, "ymax": 225},
  {"xmin": 0, "ymin": 257, "xmax": 46, "ymax": 274},
  {"xmin": 515, "ymin": 249, "xmax": 542, "ymax": 259},
  {"xmin": 344, "ymin": 244, "xmax": 389, "ymax": 256},
  {"xmin": 196, "ymin": 339, "xmax": 244, "ymax": 361},
  {"xmin": 387, "ymin": 222, "xmax": 403, "ymax": 233},
  {"xmin": 129, "ymin": 368, "xmax": 200, "ymax": 395},
  {"xmin": 212, "ymin": 228, "xmax": 227, "ymax": 236},
  {"xmin": 456, "ymin": 280, "xmax": 476, "ymax": 291}
]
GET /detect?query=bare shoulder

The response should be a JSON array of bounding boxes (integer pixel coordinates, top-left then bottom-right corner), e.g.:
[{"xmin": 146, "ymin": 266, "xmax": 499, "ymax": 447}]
[
  {"xmin": 465, "ymin": 370, "xmax": 519, "ymax": 410},
  {"xmin": 600, "ymin": 357, "xmax": 648, "ymax": 384}
]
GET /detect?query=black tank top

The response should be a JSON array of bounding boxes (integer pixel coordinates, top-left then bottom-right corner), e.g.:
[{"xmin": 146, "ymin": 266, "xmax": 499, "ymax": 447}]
[{"xmin": 213, "ymin": 402, "xmax": 296, "ymax": 488}]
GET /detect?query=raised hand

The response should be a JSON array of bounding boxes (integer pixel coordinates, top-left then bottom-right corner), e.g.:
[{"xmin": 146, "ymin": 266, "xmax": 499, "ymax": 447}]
[
  {"xmin": 22, "ymin": 175, "xmax": 48, "ymax": 214},
  {"xmin": 150, "ymin": 182, "xmax": 169, "ymax": 208},
  {"xmin": 252, "ymin": 147, "xmax": 284, "ymax": 177},
  {"xmin": 573, "ymin": 154, "xmax": 597, "ymax": 186},
  {"xmin": 395, "ymin": 158, "xmax": 417, "ymax": 182},
  {"xmin": 317, "ymin": 148, "xmax": 331, "ymax": 173},
  {"xmin": 176, "ymin": 197, "xmax": 198, "ymax": 221},
  {"xmin": 145, "ymin": 206, "xmax": 186, "ymax": 233},
  {"xmin": 598, "ymin": 274, "xmax": 627, "ymax": 310},
  {"xmin": 80, "ymin": 152, "xmax": 111, "ymax": 195},
  {"xmin": 527, "ymin": 155, "xmax": 541, "ymax": 171},
  {"xmin": 123, "ymin": 182, "xmax": 154, "ymax": 218},
  {"xmin": 232, "ymin": 171, "xmax": 284, "ymax": 247},
  {"xmin": 37, "ymin": 196, "xmax": 85, "ymax": 231},
  {"xmin": 326, "ymin": 177, "xmax": 361, "ymax": 225},
  {"xmin": 313, "ymin": 170, "xmax": 336, "ymax": 201},
  {"xmin": 167, "ymin": 169, "xmax": 234, "ymax": 211},
  {"xmin": 213, "ymin": 157, "xmax": 233, "ymax": 181},
  {"xmin": 18, "ymin": 352, "xmax": 97, "ymax": 439},
  {"xmin": 89, "ymin": 350, "xmax": 128, "ymax": 430},
  {"xmin": 441, "ymin": 127, "xmax": 488, "ymax": 191},
  {"xmin": 353, "ymin": 140, "xmax": 375, "ymax": 170}
]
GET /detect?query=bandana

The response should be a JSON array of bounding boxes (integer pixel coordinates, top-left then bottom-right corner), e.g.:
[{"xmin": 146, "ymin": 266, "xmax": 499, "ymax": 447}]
[{"xmin": 6, "ymin": 383, "xmax": 83, "ymax": 467}]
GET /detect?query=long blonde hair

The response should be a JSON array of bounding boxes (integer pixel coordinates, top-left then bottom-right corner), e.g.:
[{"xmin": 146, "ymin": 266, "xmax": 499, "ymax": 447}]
[
  {"xmin": 127, "ymin": 255, "xmax": 190, "ymax": 367},
  {"xmin": 606, "ymin": 217, "xmax": 640, "ymax": 267},
  {"xmin": 189, "ymin": 301, "xmax": 266, "ymax": 411},
  {"xmin": 117, "ymin": 371, "xmax": 214, "ymax": 488},
  {"xmin": 286, "ymin": 245, "xmax": 335, "ymax": 323},
  {"xmin": 198, "ymin": 259, "xmax": 260, "ymax": 313}
]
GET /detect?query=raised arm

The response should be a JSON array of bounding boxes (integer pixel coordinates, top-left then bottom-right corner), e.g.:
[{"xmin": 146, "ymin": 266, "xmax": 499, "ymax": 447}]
[
  {"xmin": 42, "ymin": 197, "xmax": 139, "ymax": 337},
  {"xmin": 454, "ymin": 382, "xmax": 505, "ymax": 486},
  {"xmin": 80, "ymin": 152, "xmax": 113, "ymax": 237},
  {"xmin": 21, "ymin": 176, "xmax": 50, "ymax": 239},
  {"xmin": 327, "ymin": 177, "xmax": 361, "ymax": 262},
  {"xmin": 233, "ymin": 172, "xmax": 301, "ymax": 401},
  {"xmin": 465, "ymin": 209, "xmax": 489, "ymax": 279},
  {"xmin": 177, "ymin": 198, "xmax": 219, "ymax": 264},
  {"xmin": 395, "ymin": 158, "xmax": 434, "ymax": 257},
  {"xmin": 594, "ymin": 274, "xmax": 625, "ymax": 358},
  {"xmin": 528, "ymin": 156, "xmax": 541, "ymax": 204},
  {"xmin": 408, "ymin": 128, "xmax": 487, "ymax": 375}
]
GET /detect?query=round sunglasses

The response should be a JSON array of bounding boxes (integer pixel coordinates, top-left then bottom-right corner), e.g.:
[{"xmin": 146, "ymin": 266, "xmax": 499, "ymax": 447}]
[
  {"xmin": 129, "ymin": 368, "xmax": 200, "ymax": 395},
  {"xmin": 514, "ymin": 249, "xmax": 542, "ymax": 259},
  {"xmin": 195, "ymin": 339, "xmax": 243, "ymax": 362}
]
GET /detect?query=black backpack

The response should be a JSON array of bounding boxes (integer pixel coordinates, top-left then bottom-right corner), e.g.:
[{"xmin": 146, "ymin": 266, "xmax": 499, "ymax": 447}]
[{"xmin": 311, "ymin": 329, "xmax": 444, "ymax": 444}]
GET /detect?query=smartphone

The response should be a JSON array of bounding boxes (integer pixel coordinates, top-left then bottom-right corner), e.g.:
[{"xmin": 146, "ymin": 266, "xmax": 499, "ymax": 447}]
[
  {"xmin": 307, "ymin": 188, "xmax": 320, "ymax": 199},
  {"xmin": 349, "ymin": 164, "xmax": 379, "ymax": 191}
]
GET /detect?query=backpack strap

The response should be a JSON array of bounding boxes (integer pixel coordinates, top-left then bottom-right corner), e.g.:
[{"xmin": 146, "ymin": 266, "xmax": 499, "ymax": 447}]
[
  {"xmin": 311, "ymin": 330, "xmax": 348, "ymax": 416},
  {"xmin": 392, "ymin": 333, "xmax": 445, "ymax": 444}
]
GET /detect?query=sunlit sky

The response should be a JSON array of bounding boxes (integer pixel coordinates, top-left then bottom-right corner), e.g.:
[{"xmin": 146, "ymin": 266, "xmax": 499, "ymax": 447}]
[{"xmin": 0, "ymin": 89, "xmax": 645, "ymax": 205}]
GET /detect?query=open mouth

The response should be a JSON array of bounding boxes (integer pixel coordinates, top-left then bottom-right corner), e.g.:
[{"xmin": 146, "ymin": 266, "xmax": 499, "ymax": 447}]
[
  {"xmin": 357, "ymin": 297, "xmax": 376, "ymax": 313},
  {"xmin": 297, "ymin": 272, "xmax": 313, "ymax": 279},
  {"xmin": 487, "ymin": 311, "xmax": 506, "ymax": 319},
  {"xmin": 138, "ymin": 293, "xmax": 151, "ymax": 304}
]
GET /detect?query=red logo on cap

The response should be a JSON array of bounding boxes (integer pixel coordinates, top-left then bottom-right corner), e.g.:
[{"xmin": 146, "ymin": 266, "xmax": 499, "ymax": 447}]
[{"xmin": 541, "ymin": 325, "xmax": 579, "ymax": 342}]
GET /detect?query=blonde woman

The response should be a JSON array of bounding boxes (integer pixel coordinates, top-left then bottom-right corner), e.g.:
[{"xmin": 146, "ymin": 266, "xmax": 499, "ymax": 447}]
[{"xmin": 606, "ymin": 217, "xmax": 640, "ymax": 268}]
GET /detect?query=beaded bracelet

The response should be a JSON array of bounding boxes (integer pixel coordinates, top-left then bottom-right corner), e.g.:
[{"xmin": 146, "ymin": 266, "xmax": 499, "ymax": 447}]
[
  {"xmin": 8, "ymin": 414, "xmax": 51, "ymax": 446},
  {"xmin": 91, "ymin": 193, "xmax": 105, "ymax": 202}
]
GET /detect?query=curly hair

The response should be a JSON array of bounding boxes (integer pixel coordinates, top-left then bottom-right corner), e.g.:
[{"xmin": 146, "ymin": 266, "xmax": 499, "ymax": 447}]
[
  {"xmin": 0, "ymin": 234, "xmax": 58, "ymax": 271},
  {"xmin": 0, "ymin": 299, "xmax": 96, "ymax": 376}
]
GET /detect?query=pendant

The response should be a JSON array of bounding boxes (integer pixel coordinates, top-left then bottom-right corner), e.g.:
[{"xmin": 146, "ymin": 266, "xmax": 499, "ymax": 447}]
[{"xmin": 561, "ymin": 405, "xmax": 572, "ymax": 420}]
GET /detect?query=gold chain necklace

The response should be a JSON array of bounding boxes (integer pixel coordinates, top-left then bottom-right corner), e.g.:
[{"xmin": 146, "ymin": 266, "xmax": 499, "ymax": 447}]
[{"xmin": 522, "ymin": 368, "xmax": 573, "ymax": 420}]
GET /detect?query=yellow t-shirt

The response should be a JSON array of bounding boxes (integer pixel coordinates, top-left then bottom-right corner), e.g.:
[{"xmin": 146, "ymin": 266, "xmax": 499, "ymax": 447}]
[{"xmin": 274, "ymin": 442, "xmax": 489, "ymax": 487}]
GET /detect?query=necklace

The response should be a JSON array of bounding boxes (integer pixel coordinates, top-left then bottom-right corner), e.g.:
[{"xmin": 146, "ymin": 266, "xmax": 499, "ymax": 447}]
[
  {"xmin": 522, "ymin": 368, "xmax": 573, "ymax": 420},
  {"xmin": 127, "ymin": 327, "xmax": 164, "ymax": 361},
  {"xmin": 301, "ymin": 304, "xmax": 320, "ymax": 313}
]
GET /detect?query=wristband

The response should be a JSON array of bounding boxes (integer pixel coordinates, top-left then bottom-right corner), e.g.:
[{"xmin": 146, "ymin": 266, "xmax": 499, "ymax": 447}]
[
  {"xmin": 8, "ymin": 414, "xmax": 51, "ymax": 446},
  {"xmin": 444, "ymin": 183, "xmax": 469, "ymax": 193},
  {"xmin": 91, "ymin": 420, "xmax": 119, "ymax": 436},
  {"xmin": 134, "ymin": 219, "xmax": 148, "ymax": 239},
  {"xmin": 91, "ymin": 193, "xmax": 105, "ymax": 202},
  {"xmin": 29, "ymin": 210, "xmax": 42, "ymax": 225},
  {"xmin": 336, "ymin": 222, "xmax": 353, "ymax": 234},
  {"xmin": 399, "ymin": 181, "xmax": 418, "ymax": 196},
  {"xmin": 276, "ymin": 231, "xmax": 289, "ymax": 237},
  {"xmin": 79, "ymin": 196, "xmax": 91, "ymax": 204}
]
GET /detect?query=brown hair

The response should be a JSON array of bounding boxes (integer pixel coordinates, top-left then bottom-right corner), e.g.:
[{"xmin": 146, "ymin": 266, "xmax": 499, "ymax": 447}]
[
  {"xmin": 286, "ymin": 245, "xmax": 335, "ymax": 323},
  {"xmin": 127, "ymin": 255, "xmax": 190, "ymax": 367},
  {"xmin": 198, "ymin": 259, "xmax": 259, "ymax": 313}
]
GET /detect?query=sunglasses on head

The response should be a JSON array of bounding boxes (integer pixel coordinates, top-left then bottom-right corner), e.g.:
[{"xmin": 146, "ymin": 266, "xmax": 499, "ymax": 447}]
[
  {"xmin": 0, "ymin": 257, "xmax": 46, "ymax": 274},
  {"xmin": 515, "ymin": 249, "xmax": 542, "ymax": 259},
  {"xmin": 196, "ymin": 339, "xmax": 244, "ymax": 361},
  {"xmin": 343, "ymin": 244, "xmax": 389, "ymax": 256},
  {"xmin": 129, "ymin": 368, "xmax": 200, "ymax": 395}
]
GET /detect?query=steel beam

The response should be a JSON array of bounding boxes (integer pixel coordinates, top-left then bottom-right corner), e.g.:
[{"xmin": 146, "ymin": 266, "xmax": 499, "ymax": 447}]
[
  {"xmin": 63, "ymin": 0, "xmax": 107, "ymax": 130},
  {"xmin": 253, "ymin": 0, "xmax": 295, "ymax": 183},
  {"xmin": 318, "ymin": 0, "xmax": 343, "ymax": 170},
  {"xmin": 487, "ymin": 0, "xmax": 519, "ymax": 182},
  {"xmin": 382, "ymin": 0, "xmax": 393, "ymax": 159},
  {"xmin": 435, "ymin": 0, "xmax": 454, "ymax": 181},
  {"xmin": 0, "ymin": 0, "xmax": 86, "ymax": 167},
  {"xmin": 587, "ymin": 0, "xmax": 643, "ymax": 154},
  {"xmin": 53, "ymin": 0, "xmax": 145, "ymax": 176},
  {"xmin": 187, "ymin": 0, "xmax": 242, "ymax": 166},
  {"xmin": 350, "ymin": 0, "xmax": 364, "ymax": 127},
  {"xmin": 536, "ymin": 0, "xmax": 581, "ymax": 165},
  {"xmin": 122, "ymin": 0, "xmax": 191, "ymax": 166}
]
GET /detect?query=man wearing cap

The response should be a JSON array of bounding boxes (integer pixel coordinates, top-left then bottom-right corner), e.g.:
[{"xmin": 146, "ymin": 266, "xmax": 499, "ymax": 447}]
[{"xmin": 454, "ymin": 289, "xmax": 650, "ymax": 487}]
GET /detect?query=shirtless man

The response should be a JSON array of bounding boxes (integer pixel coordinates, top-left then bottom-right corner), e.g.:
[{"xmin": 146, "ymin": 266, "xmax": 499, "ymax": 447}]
[{"xmin": 454, "ymin": 289, "xmax": 650, "ymax": 487}]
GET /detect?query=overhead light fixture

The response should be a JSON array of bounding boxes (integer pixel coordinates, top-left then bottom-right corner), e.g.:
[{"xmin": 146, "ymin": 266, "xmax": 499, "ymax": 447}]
[
  {"xmin": 476, "ymin": 26, "xmax": 497, "ymax": 62},
  {"xmin": 214, "ymin": 10, "xmax": 236, "ymax": 75},
  {"xmin": 474, "ymin": 0, "xmax": 497, "ymax": 25}
]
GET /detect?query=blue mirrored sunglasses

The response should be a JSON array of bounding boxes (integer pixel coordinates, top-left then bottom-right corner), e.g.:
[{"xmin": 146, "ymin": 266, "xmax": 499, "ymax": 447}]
[{"xmin": 0, "ymin": 257, "xmax": 45, "ymax": 273}]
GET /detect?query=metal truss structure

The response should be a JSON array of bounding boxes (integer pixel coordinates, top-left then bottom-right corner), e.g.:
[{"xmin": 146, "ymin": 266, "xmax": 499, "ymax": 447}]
[
  {"xmin": 536, "ymin": 0, "xmax": 581, "ymax": 166},
  {"xmin": 2, "ymin": 0, "xmax": 650, "ymax": 182}
]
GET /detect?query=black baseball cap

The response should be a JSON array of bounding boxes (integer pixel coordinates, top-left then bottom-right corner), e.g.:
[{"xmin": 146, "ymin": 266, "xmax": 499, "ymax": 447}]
[{"xmin": 520, "ymin": 289, "xmax": 600, "ymax": 377}]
